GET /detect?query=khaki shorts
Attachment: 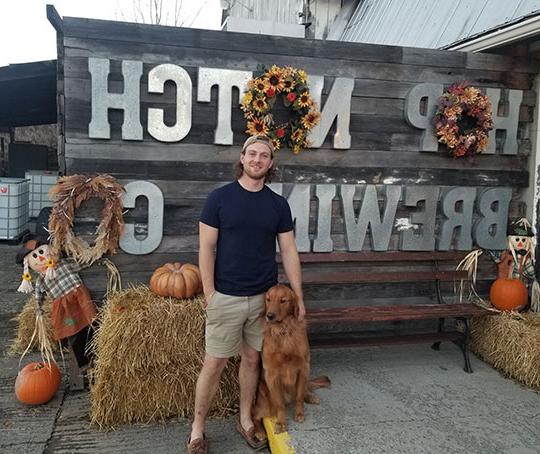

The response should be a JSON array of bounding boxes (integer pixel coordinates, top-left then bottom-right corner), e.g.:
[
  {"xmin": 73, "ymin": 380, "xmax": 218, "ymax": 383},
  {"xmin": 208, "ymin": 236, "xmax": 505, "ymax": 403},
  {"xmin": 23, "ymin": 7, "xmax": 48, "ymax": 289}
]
[{"xmin": 205, "ymin": 290, "xmax": 265, "ymax": 358}]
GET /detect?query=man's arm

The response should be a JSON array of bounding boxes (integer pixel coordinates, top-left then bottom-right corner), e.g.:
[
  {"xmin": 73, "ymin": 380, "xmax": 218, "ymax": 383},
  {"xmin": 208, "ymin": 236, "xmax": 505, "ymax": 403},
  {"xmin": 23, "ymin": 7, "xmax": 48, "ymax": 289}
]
[
  {"xmin": 199, "ymin": 221, "xmax": 219, "ymax": 308},
  {"xmin": 278, "ymin": 230, "xmax": 305, "ymax": 320}
]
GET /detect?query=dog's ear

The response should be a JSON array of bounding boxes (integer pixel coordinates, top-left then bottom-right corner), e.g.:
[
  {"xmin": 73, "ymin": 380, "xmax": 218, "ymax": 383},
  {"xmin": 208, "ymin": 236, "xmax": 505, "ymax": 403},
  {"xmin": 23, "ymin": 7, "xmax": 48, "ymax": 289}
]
[{"xmin": 287, "ymin": 287, "xmax": 297, "ymax": 315}]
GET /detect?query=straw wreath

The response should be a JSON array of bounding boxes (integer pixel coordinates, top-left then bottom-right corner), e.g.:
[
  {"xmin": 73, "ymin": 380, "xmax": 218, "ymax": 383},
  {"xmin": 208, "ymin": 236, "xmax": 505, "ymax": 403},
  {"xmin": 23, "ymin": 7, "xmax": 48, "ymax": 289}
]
[{"xmin": 48, "ymin": 174, "xmax": 124, "ymax": 266}]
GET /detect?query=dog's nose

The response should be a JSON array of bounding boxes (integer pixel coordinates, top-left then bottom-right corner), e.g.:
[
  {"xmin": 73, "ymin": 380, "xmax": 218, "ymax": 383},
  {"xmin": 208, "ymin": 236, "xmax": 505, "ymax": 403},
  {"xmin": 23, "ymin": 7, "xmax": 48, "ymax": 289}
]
[{"xmin": 266, "ymin": 312, "xmax": 275, "ymax": 321}]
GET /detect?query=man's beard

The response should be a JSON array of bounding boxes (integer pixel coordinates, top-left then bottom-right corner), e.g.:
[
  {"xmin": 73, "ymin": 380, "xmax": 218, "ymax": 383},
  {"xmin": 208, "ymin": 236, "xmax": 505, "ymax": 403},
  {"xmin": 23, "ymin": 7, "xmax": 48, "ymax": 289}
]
[{"xmin": 243, "ymin": 166, "xmax": 267, "ymax": 180}]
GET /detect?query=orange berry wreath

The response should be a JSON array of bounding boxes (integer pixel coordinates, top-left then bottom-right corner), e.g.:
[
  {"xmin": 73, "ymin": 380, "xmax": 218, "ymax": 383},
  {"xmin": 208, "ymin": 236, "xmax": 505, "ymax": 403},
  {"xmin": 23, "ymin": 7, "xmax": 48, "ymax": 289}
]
[
  {"xmin": 241, "ymin": 65, "xmax": 321, "ymax": 154},
  {"xmin": 434, "ymin": 81, "xmax": 494, "ymax": 158}
]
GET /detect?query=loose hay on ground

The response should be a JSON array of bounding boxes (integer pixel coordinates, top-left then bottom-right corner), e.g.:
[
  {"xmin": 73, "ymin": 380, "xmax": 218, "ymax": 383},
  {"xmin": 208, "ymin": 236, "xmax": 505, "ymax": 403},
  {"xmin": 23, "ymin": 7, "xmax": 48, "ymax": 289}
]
[
  {"xmin": 471, "ymin": 312, "xmax": 540, "ymax": 391},
  {"xmin": 8, "ymin": 295, "xmax": 56, "ymax": 355},
  {"xmin": 89, "ymin": 286, "xmax": 240, "ymax": 428}
]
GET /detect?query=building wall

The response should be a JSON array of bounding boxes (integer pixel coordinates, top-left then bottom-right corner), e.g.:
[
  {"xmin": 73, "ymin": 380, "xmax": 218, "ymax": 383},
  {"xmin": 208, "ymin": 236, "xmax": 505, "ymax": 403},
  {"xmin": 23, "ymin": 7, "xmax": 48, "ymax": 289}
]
[
  {"xmin": 13, "ymin": 124, "xmax": 57, "ymax": 148},
  {"xmin": 59, "ymin": 17, "xmax": 537, "ymax": 309},
  {"xmin": 222, "ymin": 16, "xmax": 305, "ymax": 37},
  {"xmin": 486, "ymin": 40, "xmax": 540, "ymax": 270},
  {"xmin": 0, "ymin": 124, "xmax": 58, "ymax": 176},
  {"xmin": 222, "ymin": 0, "xmax": 304, "ymax": 25},
  {"xmin": 308, "ymin": 0, "xmax": 349, "ymax": 40},
  {"xmin": 0, "ymin": 131, "xmax": 8, "ymax": 175},
  {"xmin": 221, "ymin": 0, "xmax": 356, "ymax": 40}
]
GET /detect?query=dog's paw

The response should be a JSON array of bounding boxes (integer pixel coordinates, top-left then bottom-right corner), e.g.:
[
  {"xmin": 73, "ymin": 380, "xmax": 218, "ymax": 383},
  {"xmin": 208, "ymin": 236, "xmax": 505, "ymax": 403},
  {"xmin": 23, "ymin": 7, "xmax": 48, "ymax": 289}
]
[
  {"xmin": 255, "ymin": 429, "xmax": 267, "ymax": 441},
  {"xmin": 254, "ymin": 421, "xmax": 266, "ymax": 441},
  {"xmin": 294, "ymin": 412, "xmax": 305, "ymax": 423},
  {"xmin": 275, "ymin": 421, "xmax": 287, "ymax": 434}
]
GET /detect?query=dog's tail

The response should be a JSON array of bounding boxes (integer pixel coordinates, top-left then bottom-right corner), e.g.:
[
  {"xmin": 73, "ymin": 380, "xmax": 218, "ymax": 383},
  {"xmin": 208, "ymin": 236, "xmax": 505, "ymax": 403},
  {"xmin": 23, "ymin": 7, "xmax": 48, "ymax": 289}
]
[{"xmin": 308, "ymin": 375, "xmax": 331, "ymax": 390}]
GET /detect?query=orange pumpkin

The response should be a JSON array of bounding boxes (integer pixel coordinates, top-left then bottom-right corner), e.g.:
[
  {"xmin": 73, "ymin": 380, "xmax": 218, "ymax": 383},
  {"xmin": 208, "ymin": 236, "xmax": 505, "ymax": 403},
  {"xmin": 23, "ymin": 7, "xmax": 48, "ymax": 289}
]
[
  {"xmin": 490, "ymin": 278, "xmax": 528, "ymax": 311},
  {"xmin": 15, "ymin": 361, "xmax": 61, "ymax": 405},
  {"xmin": 149, "ymin": 263, "xmax": 202, "ymax": 298}
]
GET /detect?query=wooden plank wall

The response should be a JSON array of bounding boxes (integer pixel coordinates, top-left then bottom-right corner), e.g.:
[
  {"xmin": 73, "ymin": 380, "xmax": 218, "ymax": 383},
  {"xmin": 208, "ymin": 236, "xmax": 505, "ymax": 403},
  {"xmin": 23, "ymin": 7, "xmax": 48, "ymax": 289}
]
[{"xmin": 60, "ymin": 17, "xmax": 537, "ymax": 312}]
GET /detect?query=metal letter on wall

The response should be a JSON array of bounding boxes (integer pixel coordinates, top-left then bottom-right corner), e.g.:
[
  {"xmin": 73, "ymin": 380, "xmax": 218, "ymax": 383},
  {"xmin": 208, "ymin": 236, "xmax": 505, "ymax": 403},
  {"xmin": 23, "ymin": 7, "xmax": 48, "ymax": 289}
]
[
  {"xmin": 88, "ymin": 58, "xmax": 143, "ymax": 140},
  {"xmin": 313, "ymin": 184, "xmax": 335, "ymax": 252},
  {"xmin": 437, "ymin": 187, "xmax": 476, "ymax": 250},
  {"xmin": 485, "ymin": 88, "xmax": 523, "ymax": 155},
  {"xmin": 400, "ymin": 186, "xmax": 439, "ymax": 250},
  {"xmin": 268, "ymin": 183, "xmax": 283, "ymax": 196},
  {"xmin": 341, "ymin": 185, "xmax": 401, "ymax": 251},
  {"xmin": 473, "ymin": 187, "xmax": 512, "ymax": 250},
  {"xmin": 197, "ymin": 67, "xmax": 252, "ymax": 145},
  {"xmin": 148, "ymin": 64, "xmax": 192, "ymax": 142},
  {"xmin": 120, "ymin": 181, "xmax": 164, "ymax": 255},
  {"xmin": 404, "ymin": 83, "xmax": 443, "ymax": 152},
  {"xmin": 308, "ymin": 76, "xmax": 354, "ymax": 149},
  {"xmin": 286, "ymin": 184, "xmax": 311, "ymax": 252}
]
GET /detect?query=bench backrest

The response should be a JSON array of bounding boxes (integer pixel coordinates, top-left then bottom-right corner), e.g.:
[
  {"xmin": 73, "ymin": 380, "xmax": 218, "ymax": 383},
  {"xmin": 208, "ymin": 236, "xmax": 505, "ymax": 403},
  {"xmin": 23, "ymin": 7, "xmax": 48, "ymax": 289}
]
[{"xmin": 277, "ymin": 251, "xmax": 467, "ymax": 284}]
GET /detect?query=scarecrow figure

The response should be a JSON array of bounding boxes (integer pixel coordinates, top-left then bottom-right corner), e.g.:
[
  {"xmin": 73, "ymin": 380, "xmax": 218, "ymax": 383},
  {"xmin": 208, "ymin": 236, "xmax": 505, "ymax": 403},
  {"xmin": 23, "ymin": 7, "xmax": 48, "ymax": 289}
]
[
  {"xmin": 489, "ymin": 219, "xmax": 539, "ymax": 312},
  {"xmin": 16, "ymin": 235, "xmax": 97, "ymax": 368},
  {"xmin": 457, "ymin": 218, "xmax": 540, "ymax": 312},
  {"xmin": 490, "ymin": 219, "xmax": 535, "ymax": 279}
]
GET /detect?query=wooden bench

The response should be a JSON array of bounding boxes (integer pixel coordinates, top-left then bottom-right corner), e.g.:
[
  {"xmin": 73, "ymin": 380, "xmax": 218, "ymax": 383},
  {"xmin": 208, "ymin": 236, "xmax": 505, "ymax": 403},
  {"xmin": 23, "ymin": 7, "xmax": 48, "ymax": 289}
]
[{"xmin": 279, "ymin": 251, "xmax": 488, "ymax": 373}]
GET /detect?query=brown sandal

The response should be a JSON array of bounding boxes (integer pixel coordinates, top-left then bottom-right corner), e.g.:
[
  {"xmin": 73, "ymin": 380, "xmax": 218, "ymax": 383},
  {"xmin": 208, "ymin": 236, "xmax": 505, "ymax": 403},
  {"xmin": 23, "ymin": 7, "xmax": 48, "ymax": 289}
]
[
  {"xmin": 236, "ymin": 420, "xmax": 268, "ymax": 451},
  {"xmin": 186, "ymin": 434, "xmax": 207, "ymax": 454}
]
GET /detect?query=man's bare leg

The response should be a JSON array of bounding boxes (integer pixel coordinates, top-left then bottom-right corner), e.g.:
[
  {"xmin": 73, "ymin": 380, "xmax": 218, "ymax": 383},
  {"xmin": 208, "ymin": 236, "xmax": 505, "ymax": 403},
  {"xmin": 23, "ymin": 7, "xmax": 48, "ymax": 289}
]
[
  {"xmin": 239, "ymin": 343, "xmax": 260, "ymax": 431},
  {"xmin": 190, "ymin": 354, "xmax": 228, "ymax": 442}
]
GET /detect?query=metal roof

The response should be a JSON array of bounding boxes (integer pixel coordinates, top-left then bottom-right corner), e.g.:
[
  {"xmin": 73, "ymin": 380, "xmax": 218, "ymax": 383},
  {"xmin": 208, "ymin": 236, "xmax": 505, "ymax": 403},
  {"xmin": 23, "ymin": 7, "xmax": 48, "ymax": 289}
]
[
  {"xmin": 340, "ymin": 0, "xmax": 540, "ymax": 48},
  {"xmin": 0, "ymin": 61, "xmax": 57, "ymax": 127}
]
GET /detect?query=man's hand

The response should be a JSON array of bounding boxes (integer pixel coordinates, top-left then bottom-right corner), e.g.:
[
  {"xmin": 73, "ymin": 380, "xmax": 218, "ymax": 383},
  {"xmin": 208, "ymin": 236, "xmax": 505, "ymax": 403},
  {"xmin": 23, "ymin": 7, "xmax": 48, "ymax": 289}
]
[
  {"xmin": 295, "ymin": 298, "xmax": 306, "ymax": 321},
  {"xmin": 203, "ymin": 289, "xmax": 215, "ymax": 309},
  {"xmin": 199, "ymin": 221, "xmax": 218, "ymax": 310}
]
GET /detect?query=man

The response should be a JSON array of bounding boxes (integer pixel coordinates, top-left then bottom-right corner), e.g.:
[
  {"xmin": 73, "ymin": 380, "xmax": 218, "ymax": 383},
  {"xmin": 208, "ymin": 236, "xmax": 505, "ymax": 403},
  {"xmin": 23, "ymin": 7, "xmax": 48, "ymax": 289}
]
[{"xmin": 187, "ymin": 135, "xmax": 305, "ymax": 453}]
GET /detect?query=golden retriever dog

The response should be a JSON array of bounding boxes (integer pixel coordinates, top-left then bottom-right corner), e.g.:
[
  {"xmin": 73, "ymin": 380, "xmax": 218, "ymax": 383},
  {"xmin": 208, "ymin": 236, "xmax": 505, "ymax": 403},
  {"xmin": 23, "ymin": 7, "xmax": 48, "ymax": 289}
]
[{"xmin": 252, "ymin": 284, "xmax": 330, "ymax": 436}]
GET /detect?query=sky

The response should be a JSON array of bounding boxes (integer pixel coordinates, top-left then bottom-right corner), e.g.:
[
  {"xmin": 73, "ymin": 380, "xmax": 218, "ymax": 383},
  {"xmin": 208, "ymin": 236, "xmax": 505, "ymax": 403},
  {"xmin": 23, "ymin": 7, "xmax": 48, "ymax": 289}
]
[{"xmin": 0, "ymin": 0, "xmax": 222, "ymax": 67}]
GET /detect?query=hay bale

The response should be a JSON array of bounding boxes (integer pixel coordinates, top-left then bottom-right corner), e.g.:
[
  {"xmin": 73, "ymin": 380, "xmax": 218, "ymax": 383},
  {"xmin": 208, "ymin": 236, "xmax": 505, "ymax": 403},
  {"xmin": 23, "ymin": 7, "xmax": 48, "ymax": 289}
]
[
  {"xmin": 471, "ymin": 312, "xmax": 540, "ymax": 391},
  {"xmin": 90, "ymin": 286, "xmax": 240, "ymax": 428},
  {"xmin": 8, "ymin": 295, "xmax": 56, "ymax": 356}
]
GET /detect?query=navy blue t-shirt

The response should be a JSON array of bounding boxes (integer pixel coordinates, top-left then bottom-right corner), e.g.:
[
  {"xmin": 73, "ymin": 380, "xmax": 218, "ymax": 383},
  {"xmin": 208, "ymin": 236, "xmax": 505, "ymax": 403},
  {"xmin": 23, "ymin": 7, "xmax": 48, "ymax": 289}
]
[{"xmin": 200, "ymin": 181, "xmax": 293, "ymax": 296}]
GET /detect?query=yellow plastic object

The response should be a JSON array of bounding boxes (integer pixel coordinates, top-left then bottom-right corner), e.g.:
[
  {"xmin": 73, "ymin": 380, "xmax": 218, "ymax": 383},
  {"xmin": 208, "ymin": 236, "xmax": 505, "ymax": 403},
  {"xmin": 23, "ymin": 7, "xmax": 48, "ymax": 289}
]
[{"xmin": 263, "ymin": 417, "xmax": 295, "ymax": 454}]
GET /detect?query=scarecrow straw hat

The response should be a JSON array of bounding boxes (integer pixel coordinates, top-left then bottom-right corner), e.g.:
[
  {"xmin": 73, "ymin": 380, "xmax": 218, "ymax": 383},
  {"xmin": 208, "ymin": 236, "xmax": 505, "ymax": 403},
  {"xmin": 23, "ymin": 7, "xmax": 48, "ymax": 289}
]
[{"xmin": 90, "ymin": 286, "xmax": 240, "ymax": 428}]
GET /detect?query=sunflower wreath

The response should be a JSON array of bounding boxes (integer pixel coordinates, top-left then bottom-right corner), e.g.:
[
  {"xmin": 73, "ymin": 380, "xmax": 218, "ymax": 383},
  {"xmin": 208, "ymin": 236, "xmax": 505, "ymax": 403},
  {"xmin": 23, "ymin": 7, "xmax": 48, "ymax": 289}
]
[
  {"xmin": 48, "ymin": 174, "xmax": 125, "ymax": 266},
  {"xmin": 434, "ymin": 81, "xmax": 494, "ymax": 158},
  {"xmin": 241, "ymin": 65, "xmax": 321, "ymax": 154}
]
